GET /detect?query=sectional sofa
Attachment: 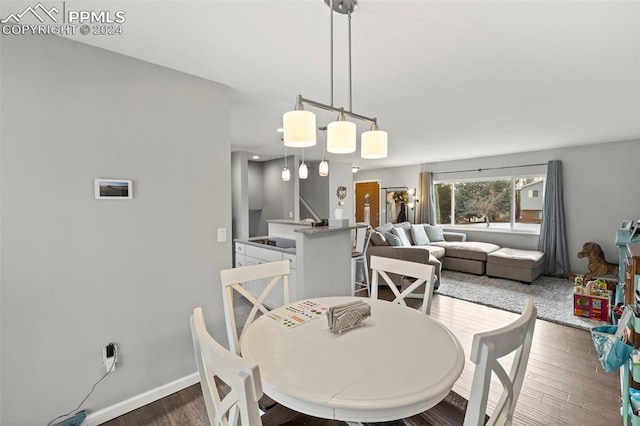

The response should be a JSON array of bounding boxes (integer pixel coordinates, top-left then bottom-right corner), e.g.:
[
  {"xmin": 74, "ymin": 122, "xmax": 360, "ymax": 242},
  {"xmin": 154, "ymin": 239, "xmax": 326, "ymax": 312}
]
[{"xmin": 366, "ymin": 221, "xmax": 545, "ymax": 287}]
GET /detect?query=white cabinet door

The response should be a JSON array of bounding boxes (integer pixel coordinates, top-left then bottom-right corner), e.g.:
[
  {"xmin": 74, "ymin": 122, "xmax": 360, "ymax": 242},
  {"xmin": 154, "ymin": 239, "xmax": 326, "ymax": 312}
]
[{"xmin": 234, "ymin": 243, "xmax": 295, "ymax": 308}]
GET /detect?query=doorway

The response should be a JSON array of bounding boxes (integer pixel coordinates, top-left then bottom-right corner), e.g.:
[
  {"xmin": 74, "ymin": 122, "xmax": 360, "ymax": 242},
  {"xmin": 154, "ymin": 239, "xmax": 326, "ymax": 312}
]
[{"xmin": 355, "ymin": 181, "xmax": 380, "ymax": 227}]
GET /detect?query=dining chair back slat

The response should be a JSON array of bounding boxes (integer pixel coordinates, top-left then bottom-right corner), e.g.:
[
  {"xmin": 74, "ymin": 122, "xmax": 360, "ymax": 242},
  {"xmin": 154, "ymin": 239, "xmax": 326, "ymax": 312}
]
[
  {"xmin": 370, "ymin": 255, "xmax": 436, "ymax": 315},
  {"xmin": 190, "ymin": 307, "xmax": 263, "ymax": 426},
  {"xmin": 221, "ymin": 260, "xmax": 290, "ymax": 355},
  {"xmin": 464, "ymin": 298, "xmax": 537, "ymax": 426},
  {"xmin": 405, "ymin": 298, "xmax": 536, "ymax": 426}
]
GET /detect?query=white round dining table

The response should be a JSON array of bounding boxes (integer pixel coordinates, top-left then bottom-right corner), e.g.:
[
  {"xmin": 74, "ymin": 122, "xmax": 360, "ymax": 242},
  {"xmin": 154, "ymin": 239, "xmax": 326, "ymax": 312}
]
[{"xmin": 240, "ymin": 296, "xmax": 465, "ymax": 423}]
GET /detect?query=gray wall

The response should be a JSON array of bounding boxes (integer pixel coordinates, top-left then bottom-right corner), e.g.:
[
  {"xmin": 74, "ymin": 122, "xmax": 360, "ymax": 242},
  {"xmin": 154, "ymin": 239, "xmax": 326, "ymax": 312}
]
[
  {"xmin": 1, "ymin": 36, "xmax": 232, "ymax": 424},
  {"xmin": 299, "ymin": 161, "xmax": 330, "ymax": 220},
  {"xmin": 256, "ymin": 157, "xmax": 297, "ymax": 236},
  {"xmin": 248, "ymin": 160, "xmax": 264, "ymax": 211},
  {"xmin": 329, "ymin": 161, "xmax": 355, "ymax": 222},
  {"xmin": 361, "ymin": 140, "xmax": 640, "ymax": 274},
  {"xmin": 231, "ymin": 152, "xmax": 249, "ymax": 240},
  {"xmin": 356, "ymin": 164, "xmax": 421, "ymax": 224}
]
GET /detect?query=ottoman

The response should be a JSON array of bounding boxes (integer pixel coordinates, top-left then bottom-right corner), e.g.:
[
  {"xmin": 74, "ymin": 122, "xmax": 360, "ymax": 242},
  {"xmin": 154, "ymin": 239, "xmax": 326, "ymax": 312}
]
[{"xmin": 486, "ymin": 248, "xmax": 545, "ymax": 283}]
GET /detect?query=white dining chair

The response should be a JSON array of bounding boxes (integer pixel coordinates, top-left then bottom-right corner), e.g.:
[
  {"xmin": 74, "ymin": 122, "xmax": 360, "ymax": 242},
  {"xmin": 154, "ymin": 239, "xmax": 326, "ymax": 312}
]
[
  {"xmin": 220, "ymin": 260, "xmax": 290, "ymax": 356},
  {"xmin": 369, "ymin": 255, "xmax": 436, "ymax": 315},
  {"xmin": 190, "ymin": 307, "xmax": 346, "ymax": 426},
  {"xmin": 352, "ymin": 224, "xmax": 372, "ymax": 296},
  {"xmin": 407, "ymin": 298, "xmax": 537, "ymax": 425}
]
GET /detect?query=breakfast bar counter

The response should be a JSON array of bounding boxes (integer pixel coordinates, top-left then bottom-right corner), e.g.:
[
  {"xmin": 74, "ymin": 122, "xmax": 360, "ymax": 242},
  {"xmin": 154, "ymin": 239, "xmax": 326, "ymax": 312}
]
[{"xmin": 235, "ymin": 224, "xmax": 366, "ymax": 305}]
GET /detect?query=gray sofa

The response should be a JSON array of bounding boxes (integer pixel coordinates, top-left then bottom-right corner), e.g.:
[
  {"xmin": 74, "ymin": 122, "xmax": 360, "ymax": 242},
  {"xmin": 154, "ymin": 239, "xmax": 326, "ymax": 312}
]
[
  {"xmin": 366, "ymin": 222, "xmax": 502, "ymax": 289},
  {"xmin": 366, "ymin": 222, "xmax": 467, "ymax": 290}
]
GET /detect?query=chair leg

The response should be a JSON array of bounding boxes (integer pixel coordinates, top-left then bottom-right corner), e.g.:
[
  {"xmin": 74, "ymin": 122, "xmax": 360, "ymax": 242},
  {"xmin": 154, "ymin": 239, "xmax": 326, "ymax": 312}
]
[
  {"xmin": 352, "ymin": 257, "xmax": 369, "ymax": 296},
  {"xmin": 363, "ymin": 256, "xmax": 370, "ymax": 296},
  {"xmin": 351, "ymin": 258, "xmax": 357, "ymax": 296}
]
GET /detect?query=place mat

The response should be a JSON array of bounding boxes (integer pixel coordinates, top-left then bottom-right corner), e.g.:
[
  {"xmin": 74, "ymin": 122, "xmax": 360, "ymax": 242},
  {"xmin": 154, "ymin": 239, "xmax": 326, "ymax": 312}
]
[{"xmin": 267, "ymin": 300, "xmax": 329, "ymax": 328}]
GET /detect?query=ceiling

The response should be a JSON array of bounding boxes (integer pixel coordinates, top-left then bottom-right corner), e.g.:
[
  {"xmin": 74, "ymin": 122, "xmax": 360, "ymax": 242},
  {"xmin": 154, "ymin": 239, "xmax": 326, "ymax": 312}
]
[{"xmin": 61, "ymin": 0, "xmax": 640, "ymax": 169}]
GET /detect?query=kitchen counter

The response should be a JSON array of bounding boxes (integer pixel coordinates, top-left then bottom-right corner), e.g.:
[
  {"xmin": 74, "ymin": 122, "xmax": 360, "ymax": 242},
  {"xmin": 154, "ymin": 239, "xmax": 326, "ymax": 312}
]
[
  {"xmin": 267, "ymin": 220, "xmax": 312, "ymax": 240},
  {"xmin": 294, "ymin": 223, "xmax": 366, "ymax": 235},
  {"xmin": 234, "ymin": 236, "xmax": 296, "ymax": 255},
  {"xmin": 267, "ymin": 219, "xmax": 313, "ymax": 226},
  {"xmin": 234, "ymin": 223, "xmax": 362, "ymax": 304}
]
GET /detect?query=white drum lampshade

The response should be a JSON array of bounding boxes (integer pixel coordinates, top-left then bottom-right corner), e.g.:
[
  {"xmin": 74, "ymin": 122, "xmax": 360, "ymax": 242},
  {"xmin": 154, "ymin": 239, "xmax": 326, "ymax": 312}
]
[
  {"xmin": 283, "ymin": 110, "xmax": 317, "ymax": 148},
  {"xmin": 361, "ymin": 126, "xmax": 388, "ymax": 159},
  {"xmin": 327, "ymin": 113, "xmax": 356, "ymax": 154}
]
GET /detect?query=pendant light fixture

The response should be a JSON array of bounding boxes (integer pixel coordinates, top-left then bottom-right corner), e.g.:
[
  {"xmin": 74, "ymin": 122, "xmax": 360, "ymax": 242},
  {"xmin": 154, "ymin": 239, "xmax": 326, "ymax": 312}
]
[
  {"xmin": 361, "ymin": 123, "xmax": 388, "ymax": 159},
  {"xmin": 283, "ymin": 100, "xmax": 316, "ymax": 148},
  {"xmin": 327, "ymin": 110, "xmax": 356, "ymax": 154},
  {"xmin": 319, "ymin": 126, "xmax": 329, "ymax": 176},
  {"xmin": 299, "ymin": 149, "xmax": 308, "ymax": 179},
  {"xmin": 282, "ymin": 167, "xmax": 291, "ymax": 181},
  {"xmin": 282, "ymin": 0, "xmax": 387, "ymax": 159},
  {"xmin": 281, "ymin": 145, "xmax": 290, "ymax": 181}
]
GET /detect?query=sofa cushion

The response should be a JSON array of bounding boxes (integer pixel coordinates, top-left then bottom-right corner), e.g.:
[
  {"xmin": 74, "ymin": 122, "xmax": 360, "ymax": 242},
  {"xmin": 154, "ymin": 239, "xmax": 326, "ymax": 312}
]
[
  {"xmin": 376, "ymin": 223, "xmax": 394, "ymax": 235},
  {"xmin": 426, "ymin": 245, "xmax": 445, "ymax": 259},
  {"xmin": 487, "ymin": 248, "xmax": 545, "ymax": 269},
  {"xmin": 384, "ymin": 232, "xmax": 402, "ymax": 246},
  {"xmin": 411, "ymin": 224, "xmax": 430, "ymax": 246},
  {"xmin": 394, "ymin": 222, "xmax": 415, "ymax": 245},
  {"xmin": 392, "ymin": 227, "xmax": 412, "ymax": 247},
  {"xmin": 424, "ymin": 225, "xmax": 445, "ymax": 242},
  {"xmin": 431, "ymin": 241, "xmax": 500, "ymax": 261},
  {"xmin": 369, "ymin": 231, "xmax": 387, "ymax": 246}
]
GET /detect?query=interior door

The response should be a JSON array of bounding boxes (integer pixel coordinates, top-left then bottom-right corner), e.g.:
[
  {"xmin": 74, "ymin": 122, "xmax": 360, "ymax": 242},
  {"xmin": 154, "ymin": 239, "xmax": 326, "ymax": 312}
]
[{"xmin": 355, "ymin": 181, "xmax": 380, "ymax": 227}]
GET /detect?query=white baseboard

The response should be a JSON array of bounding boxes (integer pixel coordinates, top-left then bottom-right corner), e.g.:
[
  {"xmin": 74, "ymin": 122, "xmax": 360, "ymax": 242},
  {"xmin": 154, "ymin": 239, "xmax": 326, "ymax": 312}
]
[{"xmin": 82, "ymin": 373, "xmax": 199, "ymax": 425}]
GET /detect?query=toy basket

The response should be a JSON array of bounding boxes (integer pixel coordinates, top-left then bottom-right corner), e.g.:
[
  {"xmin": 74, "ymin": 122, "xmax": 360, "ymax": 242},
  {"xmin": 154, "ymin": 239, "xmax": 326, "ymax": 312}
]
[{"xmin": 591, "ymin": 307, "xmax": 634, "ymax": 373}]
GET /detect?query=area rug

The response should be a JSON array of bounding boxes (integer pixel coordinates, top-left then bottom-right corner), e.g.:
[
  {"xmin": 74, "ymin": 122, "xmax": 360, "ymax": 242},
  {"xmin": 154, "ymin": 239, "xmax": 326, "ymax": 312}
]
[{"xmin": 435, "ymin": 270, "xmax": 607, "ymax": 330}]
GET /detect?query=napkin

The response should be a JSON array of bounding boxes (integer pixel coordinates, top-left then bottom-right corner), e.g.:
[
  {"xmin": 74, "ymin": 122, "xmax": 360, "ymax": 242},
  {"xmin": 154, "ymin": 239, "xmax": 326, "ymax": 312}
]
[{"xmin": 327, "ymin": 300, "xmax": 371, "ymax": 332}]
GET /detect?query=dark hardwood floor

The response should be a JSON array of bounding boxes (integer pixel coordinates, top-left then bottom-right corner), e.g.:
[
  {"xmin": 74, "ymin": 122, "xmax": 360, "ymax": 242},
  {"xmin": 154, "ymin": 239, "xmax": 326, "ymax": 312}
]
[{"xmin": 101, "ymin": 293, "xmax": 620, "ymax": 425}]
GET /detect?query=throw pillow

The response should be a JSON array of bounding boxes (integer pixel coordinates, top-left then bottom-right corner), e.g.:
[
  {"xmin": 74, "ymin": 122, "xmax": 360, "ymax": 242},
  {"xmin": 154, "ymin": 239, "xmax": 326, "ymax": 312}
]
[
  {"xmin": 395, "ymin": 221, "xmax": 414, "ymax": 245},
  {"xmin": 369, "ymin": 231, "xmax": 387, "ymax": 246},
  {"xmin": 424, "ymin": 225, "xmax": 445, "ymax": 242},
  {"xmin": 411, "ymin": 224, "xmax": 430, "ymax": 246},
  {"xmin": 384, "ymin": 232, "xmax": 402, "ymax": 246},
  {"xmin": 392, "ymin": 226, "xmax": 412, "ymax": 247},
  {"xmin": 376, "ymin": 223, "xmax": 394, "ymax": 235}
]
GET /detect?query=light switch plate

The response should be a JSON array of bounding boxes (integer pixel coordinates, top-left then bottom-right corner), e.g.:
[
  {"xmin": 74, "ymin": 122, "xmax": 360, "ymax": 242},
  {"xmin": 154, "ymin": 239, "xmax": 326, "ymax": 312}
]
[{"xmin": 217, "ymin": 228, "xmax": 227, "ymax": 242}]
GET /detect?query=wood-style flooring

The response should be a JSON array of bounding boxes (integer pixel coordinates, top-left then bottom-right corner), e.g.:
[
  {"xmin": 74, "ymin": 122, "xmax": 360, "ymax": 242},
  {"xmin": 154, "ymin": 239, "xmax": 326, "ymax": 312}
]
[{"xmin": 101, "ymin": 293, "xmax": 621, "ymax": 425}]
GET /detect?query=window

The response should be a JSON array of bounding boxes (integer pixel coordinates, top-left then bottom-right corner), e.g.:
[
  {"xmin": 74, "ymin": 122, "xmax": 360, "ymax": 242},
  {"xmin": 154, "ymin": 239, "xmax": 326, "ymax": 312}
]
[{"xmin": 434, "ymin": 176, "xmax": 545, "ymax": 232}]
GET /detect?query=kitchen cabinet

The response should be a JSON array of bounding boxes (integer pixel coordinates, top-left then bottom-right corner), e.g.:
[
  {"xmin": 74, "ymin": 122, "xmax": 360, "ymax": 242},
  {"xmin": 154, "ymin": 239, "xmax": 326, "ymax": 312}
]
[{"xmin": 234, "ymin": 241, "xmax": 295, "ymax": 308}]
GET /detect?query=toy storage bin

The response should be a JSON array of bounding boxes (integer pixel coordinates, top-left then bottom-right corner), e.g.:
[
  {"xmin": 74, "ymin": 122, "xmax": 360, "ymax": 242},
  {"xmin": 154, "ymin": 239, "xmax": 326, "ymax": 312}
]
[{"xmin": 573, "ymin": 293, "xmax": 610, "ymax": 321}]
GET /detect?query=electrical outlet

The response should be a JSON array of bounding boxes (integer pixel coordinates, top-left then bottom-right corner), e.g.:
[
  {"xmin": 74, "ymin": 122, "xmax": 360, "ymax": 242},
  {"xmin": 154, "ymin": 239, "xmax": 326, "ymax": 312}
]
[{"xmin": 102, "ymin": 343, "xmax": 117, "ymax": 372}]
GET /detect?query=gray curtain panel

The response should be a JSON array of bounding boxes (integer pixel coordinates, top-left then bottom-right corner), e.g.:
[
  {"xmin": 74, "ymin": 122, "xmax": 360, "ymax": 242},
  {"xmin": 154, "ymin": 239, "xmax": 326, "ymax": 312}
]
[
  {"xmin": 417, "ymin": 172, "xmax": 437, "ymax": 225},
  {"xmin": 537, "ymin": 160, "xmax": 570, "ymax": 276}
]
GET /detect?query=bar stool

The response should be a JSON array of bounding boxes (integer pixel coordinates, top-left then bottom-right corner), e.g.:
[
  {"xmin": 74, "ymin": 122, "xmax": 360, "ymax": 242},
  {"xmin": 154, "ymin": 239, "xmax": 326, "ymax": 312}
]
[{"xmin": 352, "ymin": 224, "xmax": 372, "ymax": 296}]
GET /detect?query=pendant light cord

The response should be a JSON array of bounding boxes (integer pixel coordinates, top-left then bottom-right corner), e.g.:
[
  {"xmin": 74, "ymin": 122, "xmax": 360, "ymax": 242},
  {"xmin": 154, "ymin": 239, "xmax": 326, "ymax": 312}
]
[
  {"xmin": 322, "ymin": 126, "xmax": 327, "ymax": 156},
  {"xmin": 348, "ymin": 10, "xmax": 352, "ymax": 112},
  {"xmin": 330, "ymin": 0, "xmax": 334, "ymax": 107}
]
